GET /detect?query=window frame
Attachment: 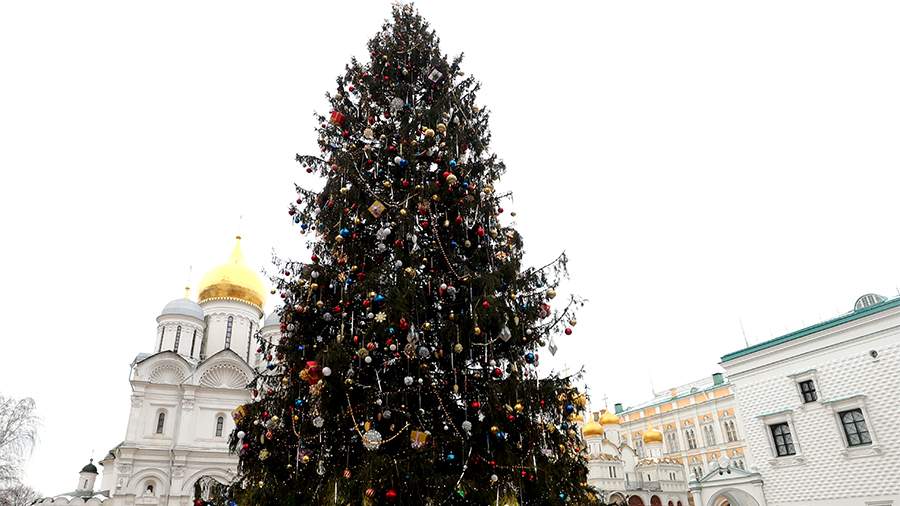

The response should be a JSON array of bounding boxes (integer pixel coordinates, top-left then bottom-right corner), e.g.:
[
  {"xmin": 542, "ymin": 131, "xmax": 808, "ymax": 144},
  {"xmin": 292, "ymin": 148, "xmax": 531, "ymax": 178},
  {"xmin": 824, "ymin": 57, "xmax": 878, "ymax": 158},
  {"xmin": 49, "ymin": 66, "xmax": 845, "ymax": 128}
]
[
  {"xmin": 224, "ymin": 315, "xmax": 234, "ymax": 349},
  {"xmin": 685, "ymin": 427, "xmax": 697, "ymax": 450},
  {"xmin": 824, "ymin": 395, "xmax": 882, "ymax": 458},
  {"xmin": 838, "ymin": 408, "xmax": 871, "ymax": 447},
  {"xmin": 664, "ymin": 429, "xmax": 679, "ymax": 452},
  {"xmin": 758, "ymin": 410, "xmax": 804, "ymax": 466},
  {"xmin": 722, "ymin": 419, "xmax": 738, "ymax": 443},
  {"xmin": 173, "ymin": 325, "xmax": 182, "ymax": 353},
  {"xmin": 155, "ymin": 411, "xmax": 166, "ymax": 435},
  {"xmin": 798, "ymin": 379, "xmax": 817, "ymax": 403},
  {"xmin": 770, "ymin": 422, "xmax": 796, "ymax": 457},
  {"xmin": 215, "ymin": 415, "xmax": 225, "ymax": 438},
  {"xmin": 702, "ymin": 423, "xmax": 716, "ymax": 447},
  {"xmin": 788, "ymin": 369, "xmax": 823, "ymax": 407}
]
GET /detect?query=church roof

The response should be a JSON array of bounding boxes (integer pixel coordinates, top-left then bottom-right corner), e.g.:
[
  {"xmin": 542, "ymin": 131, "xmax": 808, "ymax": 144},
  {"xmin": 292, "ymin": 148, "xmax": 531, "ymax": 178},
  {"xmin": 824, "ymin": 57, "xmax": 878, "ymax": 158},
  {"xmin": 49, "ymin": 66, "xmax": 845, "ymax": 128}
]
[
  {"xmin": 159, "ymin": 297, "xmax": 204, "ymax": 321},
  {"xmin": 80, "ymin": 460, "xmax": 98, "ymax": 474},
  {"xmin": 721, "ymin": 294, "xmax": 900, "ymax": 362}
]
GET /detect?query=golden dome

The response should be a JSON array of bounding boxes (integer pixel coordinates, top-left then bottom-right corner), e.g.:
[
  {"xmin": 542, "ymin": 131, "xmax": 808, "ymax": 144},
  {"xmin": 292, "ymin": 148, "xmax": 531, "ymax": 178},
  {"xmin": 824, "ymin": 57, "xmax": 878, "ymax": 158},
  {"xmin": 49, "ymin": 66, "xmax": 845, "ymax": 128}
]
[
  {"xmin": 582, "ymin": 420, "xmax": 605, "ymax": 437},
  {"xmin": 599, "ymin": 410, "xmax": 622, "ymax": 425},
  {"xmin": 643, "ymin": 427, "xmax": 664, "ymax": 444},
  {"xmin": 198, "ymin": 236, "xmax": 265, "ymax": 309}
]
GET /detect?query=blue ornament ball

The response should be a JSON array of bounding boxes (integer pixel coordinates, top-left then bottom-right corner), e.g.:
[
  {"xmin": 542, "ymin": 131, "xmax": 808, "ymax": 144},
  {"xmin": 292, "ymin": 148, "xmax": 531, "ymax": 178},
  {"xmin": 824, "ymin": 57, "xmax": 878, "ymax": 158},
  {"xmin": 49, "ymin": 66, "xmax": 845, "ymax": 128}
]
[
  {"xmin": 339, "ymin": 227, "xmax": 350, "ymax": 238},
  {"xmin": 374, "ymin": 294, "xmax": 386, "ymax": 304},
  {"xmin": 524, "ymin": 352, "xmax": 536, "ymax": 364},
  {"xmin": 565, "ymin": 403, "xmax": 575, "ymax": 414},
  {"xmin": 449, "ymin": 159, "xmax": 457, "ymax": 168},
  {"xmin": 398, "ymin": 158, "xmax": 409, "ymax": 168},
  {"xmin": 295, "ymin": 399, "xmax": 304, "ymax": 408}
]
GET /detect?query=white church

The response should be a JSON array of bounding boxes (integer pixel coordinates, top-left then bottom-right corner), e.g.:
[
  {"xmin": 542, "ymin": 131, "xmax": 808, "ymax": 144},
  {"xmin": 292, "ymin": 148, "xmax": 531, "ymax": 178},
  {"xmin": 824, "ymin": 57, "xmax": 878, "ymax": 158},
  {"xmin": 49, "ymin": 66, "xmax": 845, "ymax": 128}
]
[{"xmin": 37, "ymin": 237, "xmax": 278, "ymax": 505}]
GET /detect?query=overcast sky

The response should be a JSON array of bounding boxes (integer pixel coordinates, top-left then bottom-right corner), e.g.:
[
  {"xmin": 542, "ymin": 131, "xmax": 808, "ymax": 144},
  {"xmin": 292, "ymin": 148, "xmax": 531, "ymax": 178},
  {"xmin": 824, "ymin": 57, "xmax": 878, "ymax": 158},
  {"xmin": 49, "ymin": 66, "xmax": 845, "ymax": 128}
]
[{"xmin": 2, "ymin": 0, "xmax": 899, "ymax": 495}]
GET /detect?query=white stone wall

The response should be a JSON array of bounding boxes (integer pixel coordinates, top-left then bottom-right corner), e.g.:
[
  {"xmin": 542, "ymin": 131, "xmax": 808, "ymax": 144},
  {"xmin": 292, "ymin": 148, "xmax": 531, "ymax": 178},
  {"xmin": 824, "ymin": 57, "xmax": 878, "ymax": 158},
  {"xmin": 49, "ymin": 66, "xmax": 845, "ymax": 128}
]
[
  {"xmin": 725, "ymin": 310, "xmax": 900, "ymax": 506},
  {"xmin": 103, "ymin": 348, "xmax": 254, "ymax": 505},
  {"xmin": 199, "ymin": 299, "xmax": 262, "ymax": 363}
]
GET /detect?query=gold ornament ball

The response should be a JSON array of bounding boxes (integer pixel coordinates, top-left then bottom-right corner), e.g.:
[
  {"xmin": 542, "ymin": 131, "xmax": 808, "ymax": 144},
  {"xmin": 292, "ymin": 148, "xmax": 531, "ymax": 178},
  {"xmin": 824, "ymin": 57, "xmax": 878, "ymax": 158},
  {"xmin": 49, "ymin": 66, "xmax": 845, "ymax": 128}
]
[
  {"xmin": 490, "ymin": 425, "xmax": 499, "ymax": 434},
  {"xmin": 335, "ymin": 235, "xmax": 344, "ymax": 243},
  {"xmin": 514, "ymin": 403, "xmax": 524, "ymax": 413},
  {"xmin": 400, "ymin": 209, "xmax": 408, "ymax": 216},
  {"xmin": 436, "ymin": 123, "xmax": 447, "ymax": 133},
  {"xmin": 546, "ymin": 288, "xmax": 557, "ymax": 299},
  {"xmin": 316, "ymin": 300, "xmax": 325, "ymax": 308},
  {"xmin": 424, "ymin": 128, "xmax": 435, "ymax": 138},
  {"xmin": 474, "ymin": 326, "xmax": 482, "ymax": 335},
  {"xmin": 453, "ymin": 343, "xmax": 463, "ymax": 353},
  {"xmin": 446, "ymin": 174, "xmax": 458, "ymax": 185}
]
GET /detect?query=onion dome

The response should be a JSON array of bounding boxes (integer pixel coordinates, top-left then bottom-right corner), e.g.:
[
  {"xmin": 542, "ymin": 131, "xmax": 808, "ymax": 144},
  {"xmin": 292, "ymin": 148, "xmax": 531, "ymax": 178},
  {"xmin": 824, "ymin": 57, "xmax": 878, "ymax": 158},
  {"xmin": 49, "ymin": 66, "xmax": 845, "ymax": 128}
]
[
  {"xmin": 160, "ymin": 295, "xmax": 204, "ymax": 321},
  {"xmin": 262, "ymin": 310, "xmax": 281, "ymax": 329},
  {"xmin": 198, "ymin": 236, "xmax": 266, "ymax": 309},
  {"xmin": 599, "ymin": 410, "xmax": 622, "ymax": 425},
  {"xmin": 643, "ymin": 427, "xmax": 664, "ymax": 444},
  {"xmin": 582, "ymin": 419, "xmax": 605, "ymax": 437},
  {"xmin": 80, "ymin": 459, "xmax": 98, "ymax": 474}
]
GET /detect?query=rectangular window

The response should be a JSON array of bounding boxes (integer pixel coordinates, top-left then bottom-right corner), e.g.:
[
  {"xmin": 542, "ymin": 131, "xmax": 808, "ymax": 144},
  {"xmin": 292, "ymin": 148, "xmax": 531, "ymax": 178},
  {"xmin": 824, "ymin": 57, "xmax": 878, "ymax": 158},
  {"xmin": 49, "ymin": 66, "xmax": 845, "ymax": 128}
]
[
  {"xmin": 839, "ymin": 409, "xmax": 872, "ymax": 447},
  {"xmin": 798, "ymin": 380, "xmax": 817, "ymax": 403},
  {"xmin": 770, "ymin": 422, "xmax": 796, "ymax": 456}
]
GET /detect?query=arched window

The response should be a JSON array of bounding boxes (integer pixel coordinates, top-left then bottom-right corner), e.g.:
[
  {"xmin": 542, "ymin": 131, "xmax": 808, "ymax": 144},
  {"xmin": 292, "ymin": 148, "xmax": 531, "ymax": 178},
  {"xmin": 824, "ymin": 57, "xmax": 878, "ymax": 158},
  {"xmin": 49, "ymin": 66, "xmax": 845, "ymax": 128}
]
[
  {"xmin": 173, "ymin": 325, "xmax": 182, "ymax": 352},
  {"xmin": 144, "ymin": 482, "xmax": 155, "ymax": 496},
  {"xmin": 724, "ymin": 420, "xmax": 738, "ymax": 442},
  {"xmin": 156, "ymin": 412, "xmax": 166, "ymax": 434},
  {"xmin": 245, "ymin": 323, "xmax": 254, "ymax": 361},
  {"xmin": 685, "ymin": 428, "xmax": 697, "ymax": 449},
  {"xmin": 158, "ymin": 326, "xmax": 165, "ymax": 352},
  {"xmin": 190, "ymin": 329, "xmax": 197, "ymax": 357},
  {"xmin": 215, "ymin": 416, "xmax": 224, "ymax": 437},
  {"xmin": 225, "ymin": 316, "xmax": 234, "ymax": 348},
  {"xmin": 703, "ymin": 424, "xmax": 716, "ymax": 446}
]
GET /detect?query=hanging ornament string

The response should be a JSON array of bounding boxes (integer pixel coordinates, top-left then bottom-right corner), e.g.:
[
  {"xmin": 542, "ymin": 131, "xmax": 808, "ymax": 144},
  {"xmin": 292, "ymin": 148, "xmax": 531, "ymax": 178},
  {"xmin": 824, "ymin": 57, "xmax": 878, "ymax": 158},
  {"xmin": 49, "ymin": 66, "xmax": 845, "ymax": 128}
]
[{"xmin": 345, "ymin": 390, "xmax": 410, "ymax": 444}]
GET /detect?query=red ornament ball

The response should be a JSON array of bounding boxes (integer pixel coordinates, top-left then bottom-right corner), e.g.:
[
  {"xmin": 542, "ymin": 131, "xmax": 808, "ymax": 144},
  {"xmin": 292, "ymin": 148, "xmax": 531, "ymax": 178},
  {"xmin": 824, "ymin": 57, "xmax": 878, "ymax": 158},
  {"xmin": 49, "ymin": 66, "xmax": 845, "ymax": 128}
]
[
  {"xmin": 565, "ymin": 328, "xmax": 573, "ymax": 335},
  {"xmin": 385, "ymin": 489, "xmax": 398, "ymax": 502}
]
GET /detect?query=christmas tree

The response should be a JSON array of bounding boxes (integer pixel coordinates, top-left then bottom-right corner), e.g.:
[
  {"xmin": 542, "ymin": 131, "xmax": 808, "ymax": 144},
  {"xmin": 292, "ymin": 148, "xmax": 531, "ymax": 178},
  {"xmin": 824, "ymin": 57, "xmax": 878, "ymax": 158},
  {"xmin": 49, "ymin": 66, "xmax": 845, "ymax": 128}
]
[{"xmin": 228, "ymin": 5, "xmax": 597, "ymax": 505}]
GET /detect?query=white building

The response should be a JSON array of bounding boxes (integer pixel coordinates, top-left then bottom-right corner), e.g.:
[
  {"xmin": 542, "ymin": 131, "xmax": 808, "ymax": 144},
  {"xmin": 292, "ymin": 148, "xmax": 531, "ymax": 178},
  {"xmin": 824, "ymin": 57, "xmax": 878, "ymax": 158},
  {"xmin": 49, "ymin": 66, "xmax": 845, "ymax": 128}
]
[
  {"xmin": 37, "ymin": 237, "xmax": 279, "ymax": 506},
  {"xmin": 612, "ymin": 373, "xmax": 750, "ymax": 483},
  {"xmin": 698, "ymin": 293, "xmax": 900, "ymax": 506},
  {"xmin": 584, "ymin": 410, "xmax": 692, "ymax": 506}
]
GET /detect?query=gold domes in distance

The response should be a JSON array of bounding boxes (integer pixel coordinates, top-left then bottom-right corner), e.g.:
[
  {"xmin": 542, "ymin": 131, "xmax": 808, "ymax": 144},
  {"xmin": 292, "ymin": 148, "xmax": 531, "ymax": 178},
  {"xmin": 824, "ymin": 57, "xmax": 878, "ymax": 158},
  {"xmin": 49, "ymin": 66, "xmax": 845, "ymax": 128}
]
[
  {"xmin": 197, "ymin": 236, "xmax": 266, "ymax": 309},
  {"xmin": 599, "ymin": 410, "xmax": 622, "ymax": 426},
  {"xmin": 642, "ymin": 427, "xmax": 664, "ymax": 444},
  {"xmin": 582, "ymin": 419, "xmax": 605, "ymax": 437}
]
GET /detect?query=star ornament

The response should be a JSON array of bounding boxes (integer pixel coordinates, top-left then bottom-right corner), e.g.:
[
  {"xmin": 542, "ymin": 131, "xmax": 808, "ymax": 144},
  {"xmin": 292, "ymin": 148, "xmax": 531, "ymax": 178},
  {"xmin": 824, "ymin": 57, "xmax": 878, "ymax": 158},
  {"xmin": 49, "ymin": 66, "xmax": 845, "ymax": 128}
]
[{"xmin": 375, "ymin": 311, "xmax": 387, "ymax": 323}]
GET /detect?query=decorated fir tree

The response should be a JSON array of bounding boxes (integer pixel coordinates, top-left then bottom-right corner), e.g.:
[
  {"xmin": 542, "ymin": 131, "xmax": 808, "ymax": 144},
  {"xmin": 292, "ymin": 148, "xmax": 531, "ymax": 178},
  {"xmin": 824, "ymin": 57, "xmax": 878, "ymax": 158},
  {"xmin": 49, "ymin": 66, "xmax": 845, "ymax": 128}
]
[{"xmin": 228, "ymin": 5, "xmax": 597, "ymax": 505}]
